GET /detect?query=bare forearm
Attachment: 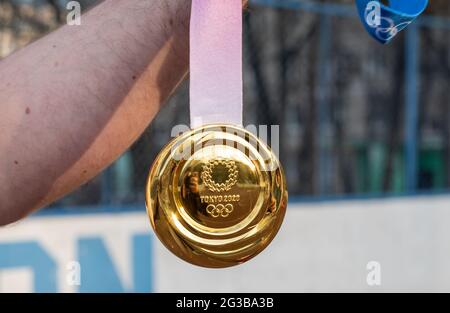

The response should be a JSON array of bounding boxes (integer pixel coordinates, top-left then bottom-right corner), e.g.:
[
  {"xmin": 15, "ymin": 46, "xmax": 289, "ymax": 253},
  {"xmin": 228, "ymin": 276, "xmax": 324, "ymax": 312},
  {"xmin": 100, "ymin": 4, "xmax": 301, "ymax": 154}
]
[{"xmin": 0, "ymin": 0, "xmax": 190, "ymax": 225}]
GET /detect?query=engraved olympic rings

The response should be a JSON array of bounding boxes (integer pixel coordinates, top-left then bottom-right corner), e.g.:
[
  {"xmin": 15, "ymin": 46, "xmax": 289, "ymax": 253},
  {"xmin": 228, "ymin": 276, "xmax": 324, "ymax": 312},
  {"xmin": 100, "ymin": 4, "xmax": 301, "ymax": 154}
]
[{"xmin": 206, "ymin": 203, "xmax": 234, "ymax": 218}]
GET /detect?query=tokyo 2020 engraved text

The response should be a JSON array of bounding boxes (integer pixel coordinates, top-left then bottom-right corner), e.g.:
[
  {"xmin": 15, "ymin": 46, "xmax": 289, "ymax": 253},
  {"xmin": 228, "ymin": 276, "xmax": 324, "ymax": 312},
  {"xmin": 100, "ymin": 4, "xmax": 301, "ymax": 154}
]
[{"xmin": 200, "ymin": 159, "xmax": 240, "ymax": 218}]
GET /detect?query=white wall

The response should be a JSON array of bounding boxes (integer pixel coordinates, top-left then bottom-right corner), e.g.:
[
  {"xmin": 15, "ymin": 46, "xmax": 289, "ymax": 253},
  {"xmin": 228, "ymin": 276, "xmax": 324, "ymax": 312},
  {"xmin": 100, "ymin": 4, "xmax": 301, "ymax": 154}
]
[{"xmin": 1, "ymin": 195, "xmax": 450, "ymax": 292}]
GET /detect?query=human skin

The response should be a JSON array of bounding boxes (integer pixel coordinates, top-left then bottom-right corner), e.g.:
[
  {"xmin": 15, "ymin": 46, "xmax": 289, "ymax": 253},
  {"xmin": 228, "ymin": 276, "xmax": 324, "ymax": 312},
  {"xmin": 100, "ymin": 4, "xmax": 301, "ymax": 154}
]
[{"xmin": 0, "ymin": 0, "xmax": 208, "ymax": 225}]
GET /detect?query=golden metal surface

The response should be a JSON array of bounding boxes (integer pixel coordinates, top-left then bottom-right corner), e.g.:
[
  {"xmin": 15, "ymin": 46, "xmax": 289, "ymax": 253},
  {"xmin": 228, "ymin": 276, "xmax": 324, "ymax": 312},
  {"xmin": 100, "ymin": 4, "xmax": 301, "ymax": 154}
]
[{"xmin": 146, "ymin": 125, "xmax": 287, "ymax": 268}]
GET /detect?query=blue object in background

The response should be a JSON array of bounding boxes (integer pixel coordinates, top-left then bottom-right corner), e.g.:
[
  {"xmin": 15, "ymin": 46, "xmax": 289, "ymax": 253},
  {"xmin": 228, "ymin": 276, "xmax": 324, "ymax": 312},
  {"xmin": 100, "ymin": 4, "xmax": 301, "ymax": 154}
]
[
  {"xmin": 0, "ymin": 233, "xmax": 152, "ymax": 293},
  {"xmin": 0, "ymin": 242, "xmax": 57, "ymax": 292},
  {"xmin": 78, "ymin": 234, "xmax": 152, "ymax": 293},
  {"xmin": 355, "ymin": 0, "xmax": 428, "ymax": 44}
]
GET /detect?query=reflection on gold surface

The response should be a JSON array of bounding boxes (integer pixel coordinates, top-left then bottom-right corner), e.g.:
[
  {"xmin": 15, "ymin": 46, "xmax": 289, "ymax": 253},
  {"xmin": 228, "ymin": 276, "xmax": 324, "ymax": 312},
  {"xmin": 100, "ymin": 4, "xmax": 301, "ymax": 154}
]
[{"xmin": 146, "ymin": 125, "xmax": 288, "ymax": 268}]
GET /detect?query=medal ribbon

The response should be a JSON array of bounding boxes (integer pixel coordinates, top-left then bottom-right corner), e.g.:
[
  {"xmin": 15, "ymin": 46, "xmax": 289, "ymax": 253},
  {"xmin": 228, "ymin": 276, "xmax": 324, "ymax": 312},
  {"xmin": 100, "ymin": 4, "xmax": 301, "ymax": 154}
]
[
  {"xmin": 190, "ymin": 0, "xmax": 243, "ymax": 129},
  {"xmin": 355, "ymin": 0, "xmax": 428, "ymax": 44}
]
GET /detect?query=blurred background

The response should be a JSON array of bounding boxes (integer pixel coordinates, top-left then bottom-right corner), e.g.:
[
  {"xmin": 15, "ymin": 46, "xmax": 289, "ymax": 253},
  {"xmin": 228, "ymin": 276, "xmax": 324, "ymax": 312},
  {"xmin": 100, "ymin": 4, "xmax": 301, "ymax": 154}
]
[
  {"xmin": 1, "ymin": 0, "xmax": 449, "ymax": 205},
  {"xmin": 0, "ymin": 0, "xmax": 450, "ymax": 293}
]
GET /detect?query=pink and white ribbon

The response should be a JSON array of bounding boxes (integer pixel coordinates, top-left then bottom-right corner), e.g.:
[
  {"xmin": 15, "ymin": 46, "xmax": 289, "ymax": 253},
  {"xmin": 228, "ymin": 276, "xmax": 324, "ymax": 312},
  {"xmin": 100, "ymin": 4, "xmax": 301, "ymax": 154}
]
[{"xmin": 189, "ymin": 0, "xmax": 243, "ymax": 128}]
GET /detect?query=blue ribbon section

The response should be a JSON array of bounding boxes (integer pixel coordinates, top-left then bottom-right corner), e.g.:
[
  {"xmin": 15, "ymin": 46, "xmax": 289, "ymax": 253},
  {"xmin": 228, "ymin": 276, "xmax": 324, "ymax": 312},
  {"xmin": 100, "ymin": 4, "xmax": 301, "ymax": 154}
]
[{"xmin": 355, "ymin": 0, "xmax": 428, "ymax": 44}]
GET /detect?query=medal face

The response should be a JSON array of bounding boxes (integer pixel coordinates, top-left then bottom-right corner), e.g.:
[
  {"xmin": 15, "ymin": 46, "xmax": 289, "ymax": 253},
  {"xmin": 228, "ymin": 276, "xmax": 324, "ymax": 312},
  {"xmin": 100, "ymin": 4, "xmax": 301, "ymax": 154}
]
[{"xmin": 146, "ymin": 125, "xmax": 287, "ymax": 268}]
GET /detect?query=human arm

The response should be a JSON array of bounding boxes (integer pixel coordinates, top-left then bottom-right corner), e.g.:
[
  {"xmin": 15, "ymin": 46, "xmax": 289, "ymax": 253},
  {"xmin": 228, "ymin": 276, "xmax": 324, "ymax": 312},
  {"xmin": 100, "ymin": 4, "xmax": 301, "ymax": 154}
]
[{"xmin": 0, "ymin": 0, "xmax": 191, "ymax": 225}]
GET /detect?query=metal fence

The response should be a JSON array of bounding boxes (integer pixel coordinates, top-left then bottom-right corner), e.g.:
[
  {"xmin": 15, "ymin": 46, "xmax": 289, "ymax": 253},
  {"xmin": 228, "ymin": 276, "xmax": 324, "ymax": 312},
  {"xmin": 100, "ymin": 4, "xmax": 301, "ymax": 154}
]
[
  {"xmin": 249, "ymin": 0, "xmax": 450, "ymax": 197},
  {"xmin": 1, "ymin": 0, "xmax": 449, "ymax": 211}
]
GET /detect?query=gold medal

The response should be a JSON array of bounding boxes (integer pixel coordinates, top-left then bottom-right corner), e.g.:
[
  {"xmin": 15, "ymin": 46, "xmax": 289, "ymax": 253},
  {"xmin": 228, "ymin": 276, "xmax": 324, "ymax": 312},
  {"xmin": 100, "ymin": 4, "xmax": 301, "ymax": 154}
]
[
  {"xmin": 145, "ymin": 125, "xmax": 287, "ymax": 268},
  {"xmin": 145, "ymin": 1, "xmax": 288, "ymax": 267}
]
